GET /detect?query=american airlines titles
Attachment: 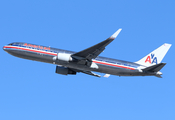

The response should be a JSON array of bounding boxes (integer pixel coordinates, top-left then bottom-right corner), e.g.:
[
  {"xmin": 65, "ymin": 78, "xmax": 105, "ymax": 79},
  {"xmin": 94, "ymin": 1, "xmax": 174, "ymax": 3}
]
[{"xmin": 24, "ymin": 43, "xmax": 50, "ymax": 51}]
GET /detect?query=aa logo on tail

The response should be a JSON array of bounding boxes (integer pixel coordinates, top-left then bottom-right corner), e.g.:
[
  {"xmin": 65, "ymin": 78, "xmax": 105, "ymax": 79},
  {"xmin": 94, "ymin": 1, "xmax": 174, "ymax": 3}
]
[{"xmin": 145, "ymin": 54, "xmax": 157, "ymax": 64}]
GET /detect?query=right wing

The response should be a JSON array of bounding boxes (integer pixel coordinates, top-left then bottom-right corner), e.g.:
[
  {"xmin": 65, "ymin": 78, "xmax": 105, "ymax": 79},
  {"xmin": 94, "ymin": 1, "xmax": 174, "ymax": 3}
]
[{"xmin": 70, "ymin": 29, "xmax": 122, "ymax": 77}]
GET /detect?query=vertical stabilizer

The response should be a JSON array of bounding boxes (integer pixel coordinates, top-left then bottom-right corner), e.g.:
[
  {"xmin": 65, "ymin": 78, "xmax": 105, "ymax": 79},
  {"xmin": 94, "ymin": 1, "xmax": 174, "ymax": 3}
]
[{"xmin": 135, "ymin": 43, "xmax": 171, "ymax": 67}]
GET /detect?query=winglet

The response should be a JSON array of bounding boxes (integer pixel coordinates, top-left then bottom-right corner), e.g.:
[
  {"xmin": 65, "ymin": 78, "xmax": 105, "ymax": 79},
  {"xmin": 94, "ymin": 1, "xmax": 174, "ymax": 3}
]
[{"xmin": 110, "ymin": 28, "xmax": 122, "ymax": 39}]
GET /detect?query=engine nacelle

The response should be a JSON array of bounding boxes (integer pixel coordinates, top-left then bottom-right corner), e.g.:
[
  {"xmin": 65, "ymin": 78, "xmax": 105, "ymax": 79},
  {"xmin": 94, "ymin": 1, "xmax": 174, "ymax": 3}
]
[
  {"xmin": 53, "ymin": 53, "xmax": 73, "ymax": 62},
  {"xmin": 57, "ymin": 53, "xmax": 73, "ymax": 62},
  {"xmin": 55, "ymin": 66, "xmax": 76, "ymax": 75}
]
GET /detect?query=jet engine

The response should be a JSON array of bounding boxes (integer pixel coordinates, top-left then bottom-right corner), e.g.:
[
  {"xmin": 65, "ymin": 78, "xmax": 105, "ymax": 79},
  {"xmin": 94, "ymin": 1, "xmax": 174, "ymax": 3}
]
[
  {"xmin": 53, "ymin": 53, "xmax": 73, "ymax": 62},
  {"xmin": 55, "ymin": 66, "xmax": 76, "ymax": 75}
]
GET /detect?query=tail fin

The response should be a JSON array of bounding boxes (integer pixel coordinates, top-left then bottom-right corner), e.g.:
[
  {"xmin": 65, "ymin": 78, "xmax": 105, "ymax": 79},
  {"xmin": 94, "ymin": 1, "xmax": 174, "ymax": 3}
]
[{"xmin": 135, "ymin": 43, "xmax": 171, "ymax": 67}]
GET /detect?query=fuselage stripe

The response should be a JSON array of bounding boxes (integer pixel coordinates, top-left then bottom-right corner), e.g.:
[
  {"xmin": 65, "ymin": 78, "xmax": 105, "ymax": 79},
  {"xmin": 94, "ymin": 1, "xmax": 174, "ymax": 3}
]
[{"xmin": 93, "ymin": 60, "xmax": 135, "ymax": 70}]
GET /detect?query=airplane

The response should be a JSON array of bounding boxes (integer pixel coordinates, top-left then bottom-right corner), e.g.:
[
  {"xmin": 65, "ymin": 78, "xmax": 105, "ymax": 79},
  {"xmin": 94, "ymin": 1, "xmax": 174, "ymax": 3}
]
[{"xmin": 3, "ymin": 29, "xmax": 172, "ymax": 78}]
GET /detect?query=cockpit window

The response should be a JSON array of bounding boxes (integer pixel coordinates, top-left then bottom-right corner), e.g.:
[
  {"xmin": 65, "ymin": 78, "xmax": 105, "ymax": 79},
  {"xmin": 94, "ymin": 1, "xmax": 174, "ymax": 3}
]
[
  {"xmin": 8, "ymin": 42, "xmax": 21, "ymax": 46},
  {"xmin": 8, "ymin": 43, "xmax": 13, "ymax": 46}
]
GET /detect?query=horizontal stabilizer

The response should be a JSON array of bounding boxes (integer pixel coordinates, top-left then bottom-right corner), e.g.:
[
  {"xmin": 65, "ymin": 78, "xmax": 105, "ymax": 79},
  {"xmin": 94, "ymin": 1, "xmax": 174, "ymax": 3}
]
[
  {"xmin": 143, "ymin": 63, "xmax": 166, "ymax": 72},
  {"xmin": 155, "ymin": 74, "xmax": 162, "ymax": 78}
]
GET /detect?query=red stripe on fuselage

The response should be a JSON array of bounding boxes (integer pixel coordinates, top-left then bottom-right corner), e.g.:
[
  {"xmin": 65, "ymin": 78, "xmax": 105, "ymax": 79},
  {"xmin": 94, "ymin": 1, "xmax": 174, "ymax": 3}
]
[
  {"xmin": 93, "ymin": 60, "xmax": 135, "ymax": 70},
  {"xmin": 4, "ymin": 46, "xmax": 57, "ymax": 56},
  {"xmin": 4, "ymin": 46, "xmax": 135, "ymax": 70}
]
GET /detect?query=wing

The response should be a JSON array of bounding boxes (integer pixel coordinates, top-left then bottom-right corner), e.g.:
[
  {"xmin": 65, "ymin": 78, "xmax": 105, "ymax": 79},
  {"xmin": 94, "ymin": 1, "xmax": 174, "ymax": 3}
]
[
  {"xmin": 72, "ymin": 29, "xmax": 122, "ymax": 62},
  {"xmin": 69, "ymin": 29, "xmax": 122, "ymax": 77}
]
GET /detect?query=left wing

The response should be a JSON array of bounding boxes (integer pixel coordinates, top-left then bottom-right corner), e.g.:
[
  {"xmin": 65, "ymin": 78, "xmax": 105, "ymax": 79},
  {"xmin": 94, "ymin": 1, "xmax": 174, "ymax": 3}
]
[
  {"xmin": 69, "ymin": 68, "xmax": 101, "ymax": 77},
  {"xmin": 81, "ymin": 71, "xmax": 101, "ymax": 77},
  {"xmin": 72, "ymin": 29, "xmax": 122, "ymax": 62}
]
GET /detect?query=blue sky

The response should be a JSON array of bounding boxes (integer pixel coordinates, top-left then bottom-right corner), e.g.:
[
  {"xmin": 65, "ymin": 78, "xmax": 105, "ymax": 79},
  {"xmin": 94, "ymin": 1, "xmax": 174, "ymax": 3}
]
[{"xmin": 0, "ymin": 0, "xmax": 175, "ymax": 120}]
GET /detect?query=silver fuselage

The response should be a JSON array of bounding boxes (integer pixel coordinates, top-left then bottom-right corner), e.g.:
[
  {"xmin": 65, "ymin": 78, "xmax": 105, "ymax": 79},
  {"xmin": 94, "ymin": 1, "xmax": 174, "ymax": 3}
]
[{"xmin": 3, "ymin": 42, "xmax": 156, "ymax": 77}]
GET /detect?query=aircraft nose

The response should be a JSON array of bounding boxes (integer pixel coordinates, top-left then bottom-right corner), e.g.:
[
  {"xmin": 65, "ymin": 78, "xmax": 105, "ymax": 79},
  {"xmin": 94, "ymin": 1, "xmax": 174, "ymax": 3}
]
[
  {"xmin": 3, "ymin": 46, "xmax": 7, "ymax": 51},
  {"xmin": 3, "ymin": 46, "xmax": 5, "ymax": 50}
]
